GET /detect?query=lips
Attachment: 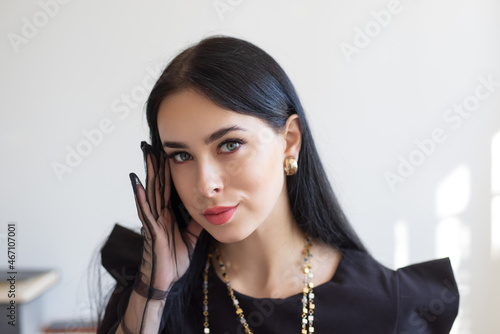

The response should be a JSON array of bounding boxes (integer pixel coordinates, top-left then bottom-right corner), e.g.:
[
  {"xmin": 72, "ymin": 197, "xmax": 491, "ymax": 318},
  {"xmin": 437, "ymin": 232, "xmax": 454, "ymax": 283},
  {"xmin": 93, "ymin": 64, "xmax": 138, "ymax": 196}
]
[{"xmin": 203, "ymin": 205, "xmax": 238, "ymax": 225}]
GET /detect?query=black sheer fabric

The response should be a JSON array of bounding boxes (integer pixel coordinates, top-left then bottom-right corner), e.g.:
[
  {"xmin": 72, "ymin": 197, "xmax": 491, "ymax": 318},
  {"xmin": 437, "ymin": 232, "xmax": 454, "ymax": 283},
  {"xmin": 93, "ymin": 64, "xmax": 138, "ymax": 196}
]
[{"xmin": 99, "ymin": 224, "xmax": 459, "ymax": 334}]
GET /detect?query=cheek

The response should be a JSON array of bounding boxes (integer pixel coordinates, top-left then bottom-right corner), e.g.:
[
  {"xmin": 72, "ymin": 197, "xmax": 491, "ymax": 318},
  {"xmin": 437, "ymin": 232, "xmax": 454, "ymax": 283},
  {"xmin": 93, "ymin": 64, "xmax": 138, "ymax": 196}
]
[
  {"xmin": 170, "ymin": 168, "xmax": 205, "ymax": 214},
  {"xmin": 232, "ymin": 142, "xmax": 285, "ymax": 208}
]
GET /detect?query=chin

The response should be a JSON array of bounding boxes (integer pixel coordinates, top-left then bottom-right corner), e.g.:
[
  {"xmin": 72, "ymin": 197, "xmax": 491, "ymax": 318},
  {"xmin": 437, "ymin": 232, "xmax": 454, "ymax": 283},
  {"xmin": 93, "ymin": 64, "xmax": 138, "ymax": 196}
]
[{"xmin": 205, "ymin": 224, "xmax": 256, "ymax": 244}]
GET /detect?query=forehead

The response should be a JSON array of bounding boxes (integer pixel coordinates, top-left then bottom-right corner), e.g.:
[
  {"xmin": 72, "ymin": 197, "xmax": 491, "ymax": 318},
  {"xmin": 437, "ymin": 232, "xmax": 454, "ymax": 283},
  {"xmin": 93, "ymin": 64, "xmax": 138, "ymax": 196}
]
[{"xmin": 157, "ymin": 90, "xmax": 267, "ymax": 140}]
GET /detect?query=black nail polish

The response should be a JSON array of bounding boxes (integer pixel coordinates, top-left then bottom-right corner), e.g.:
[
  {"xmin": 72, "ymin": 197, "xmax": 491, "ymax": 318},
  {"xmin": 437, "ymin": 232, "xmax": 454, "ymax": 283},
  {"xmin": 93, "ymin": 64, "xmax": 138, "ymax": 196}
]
[{"xmin": 129, "ymin": 173, "xmax": 140, "ymax": 195}]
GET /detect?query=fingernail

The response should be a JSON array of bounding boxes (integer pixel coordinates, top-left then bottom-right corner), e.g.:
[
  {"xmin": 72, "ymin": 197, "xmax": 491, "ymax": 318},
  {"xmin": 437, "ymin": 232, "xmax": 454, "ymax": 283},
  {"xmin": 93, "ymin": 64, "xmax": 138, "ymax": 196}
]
[
  {"xmin": 129, "ymin": 173, "xmax": 141, "ymax": 195},
  {"xmin": 141, "ymin": 142, "xmax": 152, "ymax": 159}
]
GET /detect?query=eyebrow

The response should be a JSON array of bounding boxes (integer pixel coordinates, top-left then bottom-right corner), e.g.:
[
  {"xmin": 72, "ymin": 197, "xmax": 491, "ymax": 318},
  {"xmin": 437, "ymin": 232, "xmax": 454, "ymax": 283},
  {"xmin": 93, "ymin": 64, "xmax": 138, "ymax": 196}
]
[{"xmin": 162, "ymin": 125, "xmax": 247, "ymax": 149}]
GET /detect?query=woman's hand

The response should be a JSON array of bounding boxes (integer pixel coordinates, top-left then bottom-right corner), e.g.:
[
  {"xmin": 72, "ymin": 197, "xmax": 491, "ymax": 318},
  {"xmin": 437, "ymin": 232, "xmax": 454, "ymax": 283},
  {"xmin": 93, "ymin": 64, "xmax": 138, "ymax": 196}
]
[{"xmin": 129, "ymin": 142, "xmax": 202, "ymax": 292}]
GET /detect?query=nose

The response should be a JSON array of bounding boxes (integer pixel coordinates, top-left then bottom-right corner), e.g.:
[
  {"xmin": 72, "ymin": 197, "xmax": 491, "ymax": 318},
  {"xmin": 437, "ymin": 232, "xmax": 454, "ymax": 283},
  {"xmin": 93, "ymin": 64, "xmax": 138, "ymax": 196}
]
[{"xmin": 196, "ymin": 158, "xmax": 225, "ymax": 198}]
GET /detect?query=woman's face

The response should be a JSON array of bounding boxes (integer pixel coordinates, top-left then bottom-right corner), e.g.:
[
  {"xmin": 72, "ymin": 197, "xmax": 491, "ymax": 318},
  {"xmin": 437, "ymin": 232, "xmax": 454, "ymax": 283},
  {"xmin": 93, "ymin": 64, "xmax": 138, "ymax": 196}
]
[{"xmin": 157, "ymin": 89, "xmax": 299, "ymax": 243}]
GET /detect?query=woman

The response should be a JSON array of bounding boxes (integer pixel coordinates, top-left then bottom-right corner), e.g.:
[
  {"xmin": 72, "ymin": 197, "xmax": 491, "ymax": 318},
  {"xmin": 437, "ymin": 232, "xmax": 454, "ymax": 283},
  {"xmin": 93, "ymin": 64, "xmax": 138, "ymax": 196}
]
[{"xmin": 98, "ymin": 36, "xmax": 459, "ymax": 333}]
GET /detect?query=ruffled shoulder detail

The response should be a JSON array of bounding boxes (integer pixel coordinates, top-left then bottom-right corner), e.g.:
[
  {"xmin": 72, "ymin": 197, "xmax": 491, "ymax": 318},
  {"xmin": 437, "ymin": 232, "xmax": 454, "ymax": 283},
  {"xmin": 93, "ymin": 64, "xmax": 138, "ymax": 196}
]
[
  {"xmin": 100, "ymin": 224, "xmax": 142, "ymax": 286},
  {"xmin": 396, "ymin": 257, "xmax": 459, "ymax": 333}
]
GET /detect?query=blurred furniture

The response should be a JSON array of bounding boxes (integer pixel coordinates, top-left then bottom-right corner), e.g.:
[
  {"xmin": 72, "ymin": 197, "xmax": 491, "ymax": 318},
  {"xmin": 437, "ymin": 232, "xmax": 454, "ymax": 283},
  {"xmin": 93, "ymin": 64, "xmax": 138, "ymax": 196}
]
[{"xmin": 0, "ymin": 269, "xmax": 59, "ymax": 334}]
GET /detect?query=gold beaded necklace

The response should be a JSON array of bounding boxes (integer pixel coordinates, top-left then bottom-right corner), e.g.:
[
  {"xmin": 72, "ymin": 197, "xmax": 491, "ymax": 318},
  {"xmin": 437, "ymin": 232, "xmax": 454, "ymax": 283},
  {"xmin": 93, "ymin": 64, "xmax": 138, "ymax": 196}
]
[{"xmin": 202, "ymin": 237, "xmax": 315, "ymax": 333}]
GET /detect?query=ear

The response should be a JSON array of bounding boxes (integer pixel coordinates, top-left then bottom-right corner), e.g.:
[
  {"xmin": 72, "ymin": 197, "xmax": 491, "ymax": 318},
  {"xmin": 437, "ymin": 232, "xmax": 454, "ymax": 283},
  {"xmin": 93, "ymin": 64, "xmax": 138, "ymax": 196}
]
[{"xmin": 282, "ymin": 114, "xmax": 302, "ymax": 160}]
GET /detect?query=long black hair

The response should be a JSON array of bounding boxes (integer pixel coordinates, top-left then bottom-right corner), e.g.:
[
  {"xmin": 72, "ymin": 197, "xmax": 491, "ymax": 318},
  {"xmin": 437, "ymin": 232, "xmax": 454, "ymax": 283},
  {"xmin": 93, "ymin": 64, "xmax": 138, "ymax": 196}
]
[{"xmin": 145, "ymin": 35, "xmax": 366, "ymax": 332}]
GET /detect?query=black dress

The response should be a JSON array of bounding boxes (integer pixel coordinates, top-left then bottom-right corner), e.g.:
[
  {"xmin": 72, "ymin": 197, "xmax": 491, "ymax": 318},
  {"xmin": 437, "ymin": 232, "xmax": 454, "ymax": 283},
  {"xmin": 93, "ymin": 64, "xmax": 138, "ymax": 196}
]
[{"xmin": 99, "ymin": 224, "xmax": 459, "ymax": 334}]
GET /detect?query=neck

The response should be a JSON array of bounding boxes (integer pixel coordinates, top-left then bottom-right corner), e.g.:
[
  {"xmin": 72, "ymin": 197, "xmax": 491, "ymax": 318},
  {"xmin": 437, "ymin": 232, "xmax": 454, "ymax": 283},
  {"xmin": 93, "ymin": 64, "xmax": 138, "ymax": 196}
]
[{"xmin": 215, "ymin": 201, "xmax": 307, "ymax": 298}]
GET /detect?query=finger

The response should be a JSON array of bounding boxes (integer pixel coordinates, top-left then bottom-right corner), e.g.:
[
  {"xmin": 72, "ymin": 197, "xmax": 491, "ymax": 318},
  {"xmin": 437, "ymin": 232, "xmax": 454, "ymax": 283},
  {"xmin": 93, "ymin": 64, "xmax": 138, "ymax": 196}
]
[
  {"xmin": 140, "ymin": 140, "xmax": 150, "ymax": 181},
  {"xmin": 150, "ymin": 152, "xmax": 161, "ymax": 219},
  {"xmin": 162, "ymin": 152, "xmax": 172, "ymax": 209},
  {"xmin": 134, "ymin": 195, "xmax": 152, "ymax": 240},
  {"xmin": 158, "ymin": 151, "xmax": 167, "ymax": 210},
  {"xmin": 145, "ymin": 150, "xmax": 159, "ymax": 220},
  {"xmin": 141, "ymin": 142, "xmax": 157, "ymax": 218},
  {"xmin": 129, "ymin": 173, "xmax": 149, "ymax": 231},
  {"xmin": 129, "ymin": 173, "xmax": 158, "ymax": 237},
  {"xmin": 155, "ymin": 152, "xmax": 162, "ymax": 217}
]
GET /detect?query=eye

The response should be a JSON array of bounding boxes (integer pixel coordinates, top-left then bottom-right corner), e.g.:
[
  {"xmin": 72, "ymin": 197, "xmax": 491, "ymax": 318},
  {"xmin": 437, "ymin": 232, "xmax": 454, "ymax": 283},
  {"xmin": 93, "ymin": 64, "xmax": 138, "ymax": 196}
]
[
  {"xmin": 220, "ymin": 140, "xmax": 242, "ymax": 153},
  {"xmin": 166, "ymin": 151, "xmax": 192, "ymax": 163},
  {"xmin": 177, "ymin": 152, "xmax": 192, "ymax": 162},
  {"xmin": 219, "ymin": 139, "xmax": 245, "ymax": 153}
]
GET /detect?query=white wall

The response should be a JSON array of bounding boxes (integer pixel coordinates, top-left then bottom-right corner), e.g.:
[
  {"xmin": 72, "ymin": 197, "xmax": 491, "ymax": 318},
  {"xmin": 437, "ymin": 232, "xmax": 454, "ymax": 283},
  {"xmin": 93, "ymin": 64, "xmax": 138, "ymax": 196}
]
[{"xmin": 1, "ymin": 0, "xmax": 499, "ymax": 333}]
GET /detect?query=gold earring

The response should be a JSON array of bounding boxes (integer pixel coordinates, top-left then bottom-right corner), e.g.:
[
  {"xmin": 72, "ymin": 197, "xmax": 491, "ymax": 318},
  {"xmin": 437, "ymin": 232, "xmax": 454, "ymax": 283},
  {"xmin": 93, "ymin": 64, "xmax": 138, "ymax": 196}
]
[{"xmin": 284, "ymin": 157, "xmax": 298, "ymax": 176}]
